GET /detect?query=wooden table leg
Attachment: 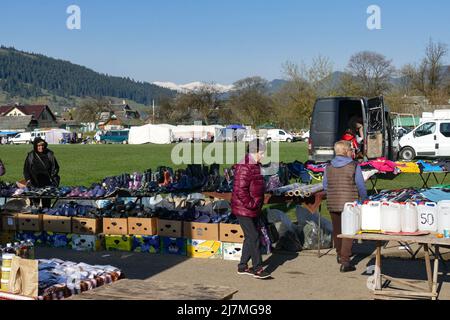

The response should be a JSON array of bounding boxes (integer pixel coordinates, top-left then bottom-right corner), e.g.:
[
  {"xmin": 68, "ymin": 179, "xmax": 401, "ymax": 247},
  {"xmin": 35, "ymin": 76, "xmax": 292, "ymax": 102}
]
[
  {"xmin": 432, "ymin": 245, "xmax": 440, "ymax": 300},
  {"xmin": 423, "ymin": 244, "xmax": 433, "ymax": 292},
  {"xmin": 375, "ymin": 241, "xmax": 382, "ymax": 290}
]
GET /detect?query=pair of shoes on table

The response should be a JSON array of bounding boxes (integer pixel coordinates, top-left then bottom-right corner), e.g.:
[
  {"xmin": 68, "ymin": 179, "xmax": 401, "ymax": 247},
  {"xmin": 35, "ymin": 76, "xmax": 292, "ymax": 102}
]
[{"xmin": 238, "ymin": 266, "xmax": 272, "ymax": 279}]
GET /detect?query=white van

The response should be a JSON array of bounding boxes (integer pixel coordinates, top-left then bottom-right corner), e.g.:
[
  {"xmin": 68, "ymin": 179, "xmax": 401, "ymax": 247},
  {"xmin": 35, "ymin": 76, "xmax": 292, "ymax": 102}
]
[
  {"xmin": 267, "ymin": 129, "xmax": 294, "ymax": 143},
  {"xmin": 399, "ymin": 110, "xmax": 450, "ymax": 160},
  {"xmin": 10, "ymin": 130, "xmax": 47, "ymax": 145}
]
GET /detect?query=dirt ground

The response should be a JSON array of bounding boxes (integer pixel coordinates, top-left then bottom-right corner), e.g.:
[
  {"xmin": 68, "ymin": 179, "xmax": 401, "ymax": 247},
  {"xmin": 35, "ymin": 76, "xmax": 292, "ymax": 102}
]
[{"xmin": 35, "ymin": 241, "xmax": 450, "ymax": 300}]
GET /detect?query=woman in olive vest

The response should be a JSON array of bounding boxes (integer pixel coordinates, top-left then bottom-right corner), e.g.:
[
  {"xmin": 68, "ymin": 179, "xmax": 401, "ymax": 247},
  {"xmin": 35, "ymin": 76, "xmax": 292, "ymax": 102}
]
[{"xmin": 323, "ymin": 140, "xmax": 367, "ymax": 273}]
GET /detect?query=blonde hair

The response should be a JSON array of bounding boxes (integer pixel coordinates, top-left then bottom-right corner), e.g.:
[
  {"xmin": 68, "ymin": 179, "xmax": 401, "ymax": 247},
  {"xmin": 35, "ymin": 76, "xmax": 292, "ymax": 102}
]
[{"xmin": 334, "ymin": 140, "xmax": 352, "ymax": 156}]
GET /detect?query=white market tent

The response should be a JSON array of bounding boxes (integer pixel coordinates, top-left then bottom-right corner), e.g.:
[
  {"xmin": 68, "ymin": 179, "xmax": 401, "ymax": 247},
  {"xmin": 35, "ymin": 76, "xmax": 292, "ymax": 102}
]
[
  {"xmin": 45, "ymin": 129, "xmax": 71, "ymax": 144},
  {"xmin": 159, "ymin": 125, "xmax": 224, "ymax": 142},
  {"xmin": 128, "ymin": 124, "xmax": 174, "ymax": 145}
]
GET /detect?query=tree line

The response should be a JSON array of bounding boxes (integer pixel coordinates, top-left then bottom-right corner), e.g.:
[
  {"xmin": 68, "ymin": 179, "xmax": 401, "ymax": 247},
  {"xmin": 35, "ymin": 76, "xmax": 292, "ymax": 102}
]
[
  {"xmin": 0, "ymin": 46, "xmax": 175, "ymax": 105},
  {"xmin": 151, "ymin": 39, "xmax": 449, "ymax": 129}
]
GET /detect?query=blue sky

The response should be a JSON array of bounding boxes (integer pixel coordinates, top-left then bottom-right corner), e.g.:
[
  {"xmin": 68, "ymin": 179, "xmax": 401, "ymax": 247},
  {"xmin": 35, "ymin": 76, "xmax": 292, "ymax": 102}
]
[{"xmin": 0, "ymin": 0, "xmax": 449, "ymax": 84}]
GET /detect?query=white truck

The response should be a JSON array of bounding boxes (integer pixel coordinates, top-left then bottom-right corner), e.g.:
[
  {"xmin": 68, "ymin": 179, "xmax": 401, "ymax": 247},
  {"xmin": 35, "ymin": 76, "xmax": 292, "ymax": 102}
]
[
  {"xmin": 399, "ymin": 110, "xmax": 450, "ymax": 160},
  {"xmin": 266, "ymin": 129, "xmax": 294, "ymax": 143},
  {"xmin": 9, "ymin": 130, "xmax": 48, "ymax": 145}
]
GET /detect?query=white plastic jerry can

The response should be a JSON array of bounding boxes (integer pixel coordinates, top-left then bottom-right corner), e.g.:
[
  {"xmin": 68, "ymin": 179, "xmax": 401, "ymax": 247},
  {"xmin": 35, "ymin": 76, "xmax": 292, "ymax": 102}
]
[
  {"xmin": 437, "ymin": 200, "xmax": 450, "ymax": 234},
  {"xmin": 361, "ymin": 201, "xmax": 381, "ymax": 231},
  {"xmin": 417, "ymin": 202, "xmax": 438, "ymax": 232},
  {"xmin": 381, "ymin": 202, "xmax": 401, "ymax": 233},
  {"xmin": 342, "ymin": 202, "xmax": 359, "ymax": 236},
  {"xmin": 400, "ymin": 202, "xmax": 418, "ymax": 233}
]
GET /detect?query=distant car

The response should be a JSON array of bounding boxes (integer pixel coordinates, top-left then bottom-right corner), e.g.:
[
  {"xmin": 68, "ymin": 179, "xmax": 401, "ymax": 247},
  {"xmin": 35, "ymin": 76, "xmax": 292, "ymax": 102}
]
[
  {"xmin": 100, "ymin": 130, "xmax": 129, "ymax": 144},
  {"xmin": 266, "ymin": 129, "xmax": 294, "ymax": 143},
  {"xmin": 301, "ymin": 131, "xmax": 310, "ymax": 142},
  {"xmin": 9, "ymin": 130, "xmax": 48, "ymax": 144}
]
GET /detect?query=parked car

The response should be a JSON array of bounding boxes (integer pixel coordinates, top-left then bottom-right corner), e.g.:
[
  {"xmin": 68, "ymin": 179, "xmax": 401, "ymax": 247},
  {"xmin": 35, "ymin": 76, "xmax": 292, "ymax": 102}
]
[
  {"xmin": 266, "ymin": 129, "xmax": 294, "ymax": 143},
  {"xmin": 100, "ymin": 130, "xmax": 129, "ymax": 144},
  {"xmin": 301, "ymin": 130, "xmax": 310, "ymax": 142},
  {"xmin": 309, "ymin": 96, "xmax": 398, "ymax": 162},
  {"xmin": 9, "ymin": 130, "xmax": 48, "ymax": 145},
  {"xmin": 399, "ymin": 111, "xmax": 450, "ymax": 160}
]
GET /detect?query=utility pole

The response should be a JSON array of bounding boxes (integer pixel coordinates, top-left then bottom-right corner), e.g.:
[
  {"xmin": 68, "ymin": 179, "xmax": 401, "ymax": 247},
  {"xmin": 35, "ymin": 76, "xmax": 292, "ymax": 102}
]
[{"xmin": 152, "ymin": 100, "xmax": 155, "ymax": 124}]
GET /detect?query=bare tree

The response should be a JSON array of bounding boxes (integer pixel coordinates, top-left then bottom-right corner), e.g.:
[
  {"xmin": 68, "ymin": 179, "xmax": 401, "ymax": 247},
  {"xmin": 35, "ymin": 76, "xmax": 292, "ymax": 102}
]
[
  {"xmin": 400, "ymin": 39, "xmax": 448, "ymax": 103},
  {"xmin": 228, "ymin": 76, "xmax": 273, "ymax": 127},
  {"xmin": 74, "ymin": 97, "xmax": 111, "ymax": 122},
  {"xmin": 272, "ymin": 57, "xmax": 334, "ymax": 129},
  {"xmin": 347, "ymin": 51, "xmax": 395, "ymax": 96}
]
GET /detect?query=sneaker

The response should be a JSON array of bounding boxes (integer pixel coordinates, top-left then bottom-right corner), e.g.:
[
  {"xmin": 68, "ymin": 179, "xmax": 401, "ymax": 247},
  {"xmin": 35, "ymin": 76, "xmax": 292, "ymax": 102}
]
[
  {"xmin": 253, "ymin": 269, "xmax": 272, "ymax": 279},
  {"xmin": 237, "ymin": 267, "xmax": 254, "ymax": 276},
  {"xmin": 340, "ymin": 264, "xmax": 356, "ymax": 273}
]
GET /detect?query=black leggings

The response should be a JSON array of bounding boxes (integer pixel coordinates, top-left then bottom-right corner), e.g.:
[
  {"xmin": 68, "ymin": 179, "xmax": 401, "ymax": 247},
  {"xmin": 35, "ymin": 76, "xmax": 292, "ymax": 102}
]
[{"xmin": 237, "ymin": 216, "xmax": 262, "ymax": 271}]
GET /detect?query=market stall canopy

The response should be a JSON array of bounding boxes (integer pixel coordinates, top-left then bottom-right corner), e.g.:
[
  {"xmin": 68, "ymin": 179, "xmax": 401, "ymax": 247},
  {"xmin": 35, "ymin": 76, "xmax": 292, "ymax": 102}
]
[
  {"xmin": 128, "ymin": 124, "xmax": 174, "ymax": 144},
  {"xmin": 226, "ymin": 124, "xmax": 245, "ymax": 130}
]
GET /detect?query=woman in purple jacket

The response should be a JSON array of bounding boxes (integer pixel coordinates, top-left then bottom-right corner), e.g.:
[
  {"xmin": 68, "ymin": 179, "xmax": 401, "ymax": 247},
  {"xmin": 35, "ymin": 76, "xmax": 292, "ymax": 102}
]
[{"xmin": 231, "ymin": 139, "xmax": 271, "ymax": 280}]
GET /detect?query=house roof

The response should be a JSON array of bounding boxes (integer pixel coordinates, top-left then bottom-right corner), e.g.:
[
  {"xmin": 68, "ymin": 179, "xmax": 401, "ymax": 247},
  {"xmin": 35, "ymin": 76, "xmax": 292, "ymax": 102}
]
[
  {"xmin": 0, "ymin": 115, "xmax": 34, "ymax": 130},
  {"xmin": 0, "ymin": 105, "xmax": 56, "ymax": 120},
  {"xmin": 104, "ymin": 115, "xmax": 144, "ymax": 127}
]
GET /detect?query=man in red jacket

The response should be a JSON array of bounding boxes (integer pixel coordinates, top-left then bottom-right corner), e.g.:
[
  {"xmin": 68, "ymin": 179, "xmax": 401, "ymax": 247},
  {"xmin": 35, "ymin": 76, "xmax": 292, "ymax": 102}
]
[{"xmin": 231, "ymin": 139, "xmax": 271, "ymax": 280}]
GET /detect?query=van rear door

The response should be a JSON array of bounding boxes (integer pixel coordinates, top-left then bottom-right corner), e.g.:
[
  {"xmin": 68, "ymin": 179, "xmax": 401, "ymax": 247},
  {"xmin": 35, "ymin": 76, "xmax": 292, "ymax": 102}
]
[
  {"xmin": 310, "ymin": 98, "xmax": 338, "ymax": 161},
  {"xmin": 366, "ymin": 97, "xmax": 386, "ymax": 159}
]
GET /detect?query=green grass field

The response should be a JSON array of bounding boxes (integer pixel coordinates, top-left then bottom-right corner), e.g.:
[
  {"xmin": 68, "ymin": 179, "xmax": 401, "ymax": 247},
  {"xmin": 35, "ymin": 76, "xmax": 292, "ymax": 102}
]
[{"xmin": 0, "ymin": 142, "xmax": 427, "ymax": 220}]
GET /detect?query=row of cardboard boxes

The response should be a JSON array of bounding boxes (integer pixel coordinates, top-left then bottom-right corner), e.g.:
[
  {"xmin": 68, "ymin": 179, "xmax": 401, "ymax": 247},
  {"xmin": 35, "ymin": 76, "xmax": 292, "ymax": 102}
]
[
  {"xmin": 0, "ymin": 231, "xmax": 244, "ymax": 261},
  {"xmin": 1, "ymin": 213, "xmax": 244, "ymax": 243}
]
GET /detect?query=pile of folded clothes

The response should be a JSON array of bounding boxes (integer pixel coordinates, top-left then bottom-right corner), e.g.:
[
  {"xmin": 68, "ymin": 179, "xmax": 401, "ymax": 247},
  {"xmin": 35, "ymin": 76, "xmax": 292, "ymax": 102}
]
[{"xmin": 38, "ymin": 259, "xmax": 123, "ymax": 300}]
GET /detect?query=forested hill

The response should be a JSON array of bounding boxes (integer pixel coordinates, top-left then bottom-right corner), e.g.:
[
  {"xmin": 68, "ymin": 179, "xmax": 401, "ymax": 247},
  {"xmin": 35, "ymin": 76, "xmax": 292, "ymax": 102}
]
[{"xmin": 0, "ymin": 46, "xmax": 175, "ymax": 105}]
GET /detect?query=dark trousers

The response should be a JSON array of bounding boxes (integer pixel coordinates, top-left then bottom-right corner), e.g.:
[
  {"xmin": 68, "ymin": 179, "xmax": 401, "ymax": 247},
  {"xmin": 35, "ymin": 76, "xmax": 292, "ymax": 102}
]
[
  {"xmin": 237, "ymin": 216, "xmax": 262, "ymax": 271},
  {"xmin": 330, "ymin": 212, "xmax": 353, "ymax": 264}
]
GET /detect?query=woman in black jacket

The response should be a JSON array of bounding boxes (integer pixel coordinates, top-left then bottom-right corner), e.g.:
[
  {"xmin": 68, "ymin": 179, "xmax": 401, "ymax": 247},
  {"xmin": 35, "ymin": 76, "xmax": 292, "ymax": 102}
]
[{"xmin": 23, "ymin": 137, "xmax": 60, "ymax": 208}]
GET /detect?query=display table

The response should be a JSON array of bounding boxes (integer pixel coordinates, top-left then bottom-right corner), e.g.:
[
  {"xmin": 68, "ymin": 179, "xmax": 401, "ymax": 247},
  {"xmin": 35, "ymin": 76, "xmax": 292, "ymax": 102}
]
[
  {"xmin": 368, "ymin": 171, "xmax": 450, "ymax": 193},
  {"xmin": 204, "ymin": 191, "xmax": 327, "ymax": 257},
  {"xmin": 338, "ymin": 233, "xmax": 450, "ymax": 300}
]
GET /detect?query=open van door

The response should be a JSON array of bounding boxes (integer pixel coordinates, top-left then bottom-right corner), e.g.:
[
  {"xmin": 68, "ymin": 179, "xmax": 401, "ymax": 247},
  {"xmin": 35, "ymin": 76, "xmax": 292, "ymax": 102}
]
[
  {"xmin": 366, "ymin": 96, "xmax": 397, "ymax": 160},
  {"xmin": 366, "ymin": 97, "xmax": 386, "ymax": 159}
]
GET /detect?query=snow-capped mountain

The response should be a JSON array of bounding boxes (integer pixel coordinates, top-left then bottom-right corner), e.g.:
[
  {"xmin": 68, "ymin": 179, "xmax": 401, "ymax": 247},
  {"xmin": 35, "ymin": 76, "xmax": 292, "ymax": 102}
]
[{"xmin": 152, "ymin": 81, "xmax": 234, "ymax": 93}]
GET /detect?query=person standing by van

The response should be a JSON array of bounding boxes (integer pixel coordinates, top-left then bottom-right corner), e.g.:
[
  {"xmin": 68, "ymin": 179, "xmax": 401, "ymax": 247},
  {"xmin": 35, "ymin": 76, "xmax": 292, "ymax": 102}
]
[
  {"xmin": 323, "ymin": 140, "xmax": 367, "ymax": 272},
  {"xmin": 23, "ymin": 137, "xmax": 60, "ymax": 208},
  {"xmin": 0, "ymin": 158, "xmax": 5, "ymax": 176},
  {"xmin": 231, "ymin": 139, "xmax": 272, "ymax": 280}
]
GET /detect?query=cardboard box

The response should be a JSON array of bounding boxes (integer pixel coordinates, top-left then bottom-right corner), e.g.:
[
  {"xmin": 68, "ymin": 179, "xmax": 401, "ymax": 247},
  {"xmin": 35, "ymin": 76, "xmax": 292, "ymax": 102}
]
[
  {"xmin": 45, "ymin": 232, "xmax": 72, "ymax": 248},
  {"xmin": 128, "ymin": 217, "xmax": 157, "ymax": 236},
  {"xmin": 72, "ymin": 217, "xmax": 102, "ymax": 235},
  {"xmin": 105, "ymin": 235, "xmax": 132, "ymax": 251},
  {"xmin": 184, "ymin": 222, "xmax": 220, "ymax": 241},
  {"xmin": 103, "ymin": 218, "xmax": 128, "ymax": 235},
  {"xmin": 2, "ymin": 214, "xmax": 17, "ymax": 231},
  {"xmin": 222, "ymin": 242, "xmax": 243, "ymax": 261},
  {"xmin": 157, "ymin": 219, "xmax": 183, "ymax": 238},
  {"xmin": 187, "ymin": 239, "xmax": 222, "ymax": 259},
  {"xmin": 132, "ymin": 235, "xmax": 160, "ymax": 253},
  {"xmin": 43, "ymin": 215, "xmax": 72, "ymax": 233},
  {"xmin": 15, "ymin": 231, "xmax": 47, "ymax": 246},
  {"xmin": 0, "ymin": 231, "xmax": 16, "ymax": 245},
  {"xmin": 71, "ymin": 234, "xmax": 105, "ymax": 252},
  {"xmin": 17, "ymin": 214, "xmax": 43, "ymax": 232},
  {"xmin": 160, "ymin": 237, "xmax": 186, "ymax": 256},
  {"xmin": 219, "ymin": 223, "xmax": 244, "ymax": 243}
]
